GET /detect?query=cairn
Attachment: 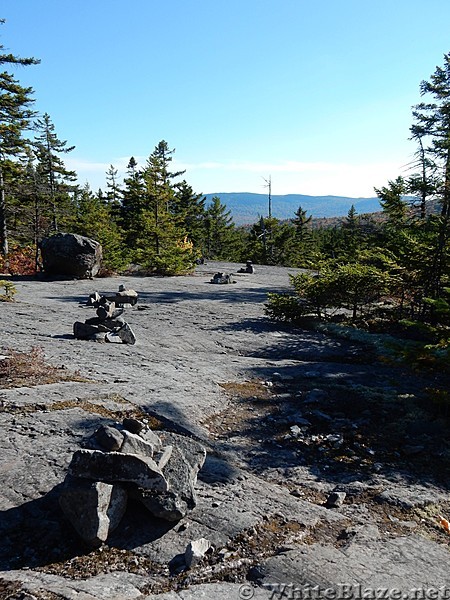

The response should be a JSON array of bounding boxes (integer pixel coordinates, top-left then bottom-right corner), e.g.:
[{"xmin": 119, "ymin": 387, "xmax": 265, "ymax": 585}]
[
  {"xmin": 73, "ymin": 285, "xmax": 138, "ymax": 344},
  {"xmin": 237, "ymin": 260, "xmax": 255, "ymax": 274},
  {"xmin": 210, "ymin": 272, "xmax": 235, "ymax": 284},
  {"xmin": 59, "ymin": 418, "xmax": 206, "ymax": 546}
]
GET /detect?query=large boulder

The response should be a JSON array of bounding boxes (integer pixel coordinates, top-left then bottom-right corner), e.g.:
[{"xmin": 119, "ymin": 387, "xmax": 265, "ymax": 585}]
[{"xmin": 40, "ymin": 233, "xmax": 102, "ymax": 278}]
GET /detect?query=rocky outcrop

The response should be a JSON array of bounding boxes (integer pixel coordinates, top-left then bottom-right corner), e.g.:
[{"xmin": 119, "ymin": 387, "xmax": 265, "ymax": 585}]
[
  {"xmin": 40, "ymin": 233, "xmax": 102, "ymax": 279},
  {"xmin": 59, "ymin": 419, "xmax": 206, "ymax": 546}
]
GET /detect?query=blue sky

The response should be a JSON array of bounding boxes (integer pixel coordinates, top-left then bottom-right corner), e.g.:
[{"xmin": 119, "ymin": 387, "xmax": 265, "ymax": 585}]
[{"xmin": 3, "ymin": 0, "xmax": 450, "ymax": 197}]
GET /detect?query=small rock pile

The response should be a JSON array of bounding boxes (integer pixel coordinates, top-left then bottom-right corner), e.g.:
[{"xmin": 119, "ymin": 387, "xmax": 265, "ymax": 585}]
[
  {"xmin": 73, "ymin": 285, "xmax": 138, "ymax": 344},
  {"xmin": 237, "ymin": 261, "xmax": 255, "ymax": 274},
  {"xmin": 210, "ymin": 272, "xmax": 235, "ymax": 284},
  {"xmin": 59, "ymin": 418, "xmax": 207, "ymax": 547}
]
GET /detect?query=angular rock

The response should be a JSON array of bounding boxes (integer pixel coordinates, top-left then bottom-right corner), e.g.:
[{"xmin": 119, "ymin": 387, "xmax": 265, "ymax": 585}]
[
  {"xmin": 103, "ymin": 316, "xmax": 126, "ymax": 329},
  {"xmin": 40, "ymin": 232, "xmax": 102, "ymax": 279},
  {"xmin": 73, "ymin": 321, "xmax": 101, "ymax": 340},
  {"xmin": 105, "ymin": 332, "xmax": 123, "ymax": 343},
  {"xmin": 304, "ymin": 388, "xmax": 328, "ymax": 403},
  {"xmin": 87, "ymin": 291, "xmax": 101, "ymax": 305},
  {"xmin": 68, "ymin": 449, "xmax": 169, "ymax": 491},
  {"xmin": 122, "ymin": 417, "xmax": 144, "ymax": 434},
  {"xmin": 117, "ymin": 323, "xmax": 137, "ymax": 345},
  {"xmin": 96, "ymin": 301, "xmax": 116, "ymax": 320},
  {"xmin": 88, "ymin": 332, "xmax": 107, "ymax": 343},
  {"xmin": 105, "ymin": 291, "xmax": 139, "ymax": 306},
  {"xmin": 185, "ymin": 537, "xmax": 212, "ymax": 568},
  {"xmin": 94, "ymin": 425, "xmax": 124, "ymax": 452},
  {"xmin": 59, "ymin": 478, "xmax": 127, "ymax": 547},
  {"xmin": 120, "ymin": 429, "xmax": 156, "ymax": 457},
  {"xmin": 84, "ymin": 315, "xmax": 125, "ymax": 329},
  {"xmin": 136, "ymin": 433, "xmax": 206, "ymax": 521},
  {"xmin": 140, "ymin": 428, "xmax": 163, "ymax": 451},
  {"xmin": 156, "ymin": 445, "xmax": 173, "ymax": 470},
  {"xmin": 326, "ymin": 491, "xmax": 346, "ymax": 508}
]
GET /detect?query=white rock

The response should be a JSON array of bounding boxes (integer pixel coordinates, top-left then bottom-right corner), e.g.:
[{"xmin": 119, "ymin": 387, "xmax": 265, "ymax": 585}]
[{"xmin": 185, "ymin": 537, "xmax": 212, "ymax": 568}]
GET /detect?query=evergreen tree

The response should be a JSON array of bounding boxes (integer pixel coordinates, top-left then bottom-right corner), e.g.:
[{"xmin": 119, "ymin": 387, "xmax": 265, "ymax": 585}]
[
  {"xmin": 410, "ymin": 52, "xmax": 450, "ymax": 295},
  {"xmin": 71, "ymin": 183, "xmax": 125, "ymax": 271},
  {"xmin": 140, "ymin": 140, "xmax": 185, "ymax": 260},
  {"xmin": 121, "ymin": 156, "xmax": 145, "ymax": 247},
  {"xmin": 204, "ymin": 196, "xmax": 240, "ymax": 260},
  {"xmin": 121, "ymin": 142, "xmax": 195, "ymax": 274},
  {"xmin": 375, "ymin": 177, "xmax": 408, "ymax": 233},
  {"xmin": 293, "ymin": 205, "xmax": 312, "ymax": 240},
  {"xmin": 0, "ymin": 20, "xmax": 40, "ymax": 255},
  {"xmin": 285, "ymin": 206, "xmax": 315, "ymax": 267},
  {"xmin": 173, "ymin": 180, "xmax": 206, "ymax": 250},
  {"xmin": 32, "ymin": 112, "xmax": 76, "ymax": 231},
  {"xmin": 341, "ymin": 204, "xmax": 363, "ymax": 260},
  {"xmin": 408, "ymin": 124, "xmax": 437, "ymax": 219},
  {"xmin": 105, "ymin": 164, "xmax": 122, "ymax": 208}
]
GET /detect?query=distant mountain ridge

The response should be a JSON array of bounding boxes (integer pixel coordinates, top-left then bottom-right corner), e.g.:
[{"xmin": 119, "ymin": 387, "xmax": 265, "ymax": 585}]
[{"xmin": 203, "ymin": 192, "xmax": 382, "ymax": 225}]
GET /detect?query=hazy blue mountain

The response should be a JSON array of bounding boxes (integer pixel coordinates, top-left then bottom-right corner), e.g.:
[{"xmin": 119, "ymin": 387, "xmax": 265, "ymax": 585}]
[{"xmin": 203, "ymin": 192, "xmax": 382, "ymax": 225}]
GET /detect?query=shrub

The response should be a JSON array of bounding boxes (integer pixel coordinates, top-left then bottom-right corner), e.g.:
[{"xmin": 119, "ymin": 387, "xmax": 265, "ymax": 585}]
[
  {"xmin": 265, "ymin": 262, "xmax": 396, "ymax": 324},
  {"xmin": 0, "ymin": 246, "xmax": 36, "ymax": 276},
  {"xmin": 265, "ymin": 292, "xmax": 312, "ymax": 322},
  {"xmin": 0, "ymin": 280, "xmax": 16, "ymax": 301}
]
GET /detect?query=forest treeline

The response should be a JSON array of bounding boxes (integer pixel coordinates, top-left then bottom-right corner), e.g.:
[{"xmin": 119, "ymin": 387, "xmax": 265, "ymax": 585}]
[{"xmin": 1, "ymin": 19, "xmax": 450, "ymax": 358}]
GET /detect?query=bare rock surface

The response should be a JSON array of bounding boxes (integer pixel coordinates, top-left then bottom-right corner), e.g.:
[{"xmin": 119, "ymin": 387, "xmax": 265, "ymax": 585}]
[{"xmin": 0, "ymin": 261, "xmax": 449, "ymax": 598}]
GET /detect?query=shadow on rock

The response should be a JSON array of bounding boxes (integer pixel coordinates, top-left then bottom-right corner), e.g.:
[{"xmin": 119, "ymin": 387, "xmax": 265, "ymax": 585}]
[
  {"xmin": 0, "ymin": 484, "xmax": 86, "ymax": 570},
  {"xmin": 106, "ymin": 499, "xmax": 176, "ymax": 550},
  {"xmin": 203, "ymin": 326, "xmax": 450, "ymax": 494},
  {"xmin": 135, "ymin": 286, "xmax": 290, "ymax": 306}
]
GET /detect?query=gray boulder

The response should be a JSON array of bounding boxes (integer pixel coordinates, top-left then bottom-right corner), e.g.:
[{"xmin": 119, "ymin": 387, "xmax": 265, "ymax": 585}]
[
  {"xmin": 68, "ymin": 449, "xmax": 169, "ymax": 491},
  {"xmin": 40, "ymin": 232, "xmax": 102, "ymax": 278},
  {"xmin": 59, "ymin": 478, "xmax": 127, "ymax": 547}
]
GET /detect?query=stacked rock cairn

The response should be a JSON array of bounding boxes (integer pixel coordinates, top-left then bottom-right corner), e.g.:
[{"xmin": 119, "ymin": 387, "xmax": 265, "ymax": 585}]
[
  {"xmin": 210, "ymin": 272, "xmax": 235, "ymax": 284},
  {"xmin": 59, "ymin": 418, "xmax": 207, "ymax": 547},
  {"xmin": 73, "ymin": 285, "xmax": 138, "ymax": 344}
]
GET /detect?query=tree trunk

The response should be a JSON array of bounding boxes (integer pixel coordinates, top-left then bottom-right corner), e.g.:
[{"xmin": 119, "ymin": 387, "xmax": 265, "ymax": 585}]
[{"xmin": 0, "ymin": 165, "xmax": 9, "ymax": 257}]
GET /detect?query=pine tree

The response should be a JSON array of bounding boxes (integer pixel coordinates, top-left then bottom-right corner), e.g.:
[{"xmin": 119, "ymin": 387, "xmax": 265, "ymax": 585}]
[
  {"xmin": 293, "ymin": 205, "xmax": 312, "ymax": 240},
  {"xmin": 71, "ymin": 183, "xmax": 125, "ymax": 271},
  {"xmin": 105, "ymin": 164, "xmax": 122, "ymax": 208},
  {"xmin": 141, "ymin": 141, "xmax": 185, "ymax": 260},
  {"xmin": 32, "ymin": 113, "xmax": 76, "ymax": 232},
  {"xmin": 0, "ymin": 20, "xmax": 40, "ymax": 255},
  {"xmin": 121, "ymin": 156, "xmax": 145, "ymax": 248},
  {"xmin": 204, "ymin": 196, "xmax": 239, "ymax": 259},
  {"xmin": 173, "ymin": 180, "xmax": 206, "ymax": 250},
  {"xmin": 285, "ymin": 205, "xmax": 315, "ymax": 267},
  {"xmin": 375, "ymin": 177, "xmax": 408, "ymax": 232},
  {"xmin": 408, "ymin": 124, "xmax": 437, "ymax": 219},
  {"xmin": 409, "ymin": 53, "xmax": 450, "ymax": 296}
]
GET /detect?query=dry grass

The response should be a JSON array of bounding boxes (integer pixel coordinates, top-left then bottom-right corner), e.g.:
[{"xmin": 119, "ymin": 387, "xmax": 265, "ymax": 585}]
[{"xmin": 0, "ymin": 346, "xmax": 89, "ymax": 389}]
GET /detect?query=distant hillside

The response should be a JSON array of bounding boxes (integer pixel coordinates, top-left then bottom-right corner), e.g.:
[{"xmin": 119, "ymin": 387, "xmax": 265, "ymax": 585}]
[{"xmin": 203, "ymin": 192, "xmax": 382, "ymax": 225}]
